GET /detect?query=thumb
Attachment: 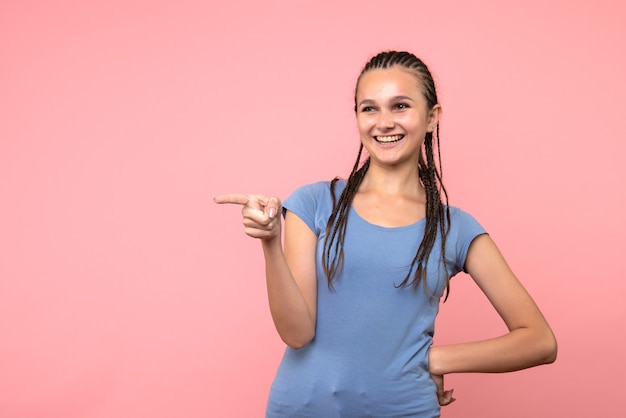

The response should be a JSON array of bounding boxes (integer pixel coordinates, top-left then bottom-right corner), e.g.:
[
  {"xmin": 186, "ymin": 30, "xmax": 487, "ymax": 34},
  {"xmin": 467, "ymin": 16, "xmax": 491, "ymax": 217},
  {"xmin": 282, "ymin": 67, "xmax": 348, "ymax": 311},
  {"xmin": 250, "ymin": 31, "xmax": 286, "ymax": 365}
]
[{"xmin": 265, "ymin": 196, "xmax": 282, "ymax": 219}]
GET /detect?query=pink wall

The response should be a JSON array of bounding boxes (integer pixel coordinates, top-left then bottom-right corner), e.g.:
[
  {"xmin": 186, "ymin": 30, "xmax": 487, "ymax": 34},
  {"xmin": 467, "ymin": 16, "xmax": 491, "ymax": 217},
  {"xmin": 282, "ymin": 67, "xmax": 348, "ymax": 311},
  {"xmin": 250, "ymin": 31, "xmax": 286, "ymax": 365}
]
[{"xmin": 1, "ymin": 1, "xmax": 624, "ymax": 417}]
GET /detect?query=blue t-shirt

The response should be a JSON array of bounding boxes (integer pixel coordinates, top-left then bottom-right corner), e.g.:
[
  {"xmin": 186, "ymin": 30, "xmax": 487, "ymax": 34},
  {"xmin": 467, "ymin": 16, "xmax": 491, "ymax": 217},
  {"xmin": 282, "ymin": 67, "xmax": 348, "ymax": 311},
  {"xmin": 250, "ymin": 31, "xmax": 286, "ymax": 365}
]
[{"xmin": 266, "ymin": 181, "xmax": 486, "ymax": 418}]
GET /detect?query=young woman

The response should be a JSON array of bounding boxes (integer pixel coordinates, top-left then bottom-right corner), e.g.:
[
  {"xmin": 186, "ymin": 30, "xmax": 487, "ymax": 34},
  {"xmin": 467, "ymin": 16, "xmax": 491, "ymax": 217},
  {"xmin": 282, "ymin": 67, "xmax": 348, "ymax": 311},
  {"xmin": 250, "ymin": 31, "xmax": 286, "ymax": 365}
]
[{"xmin": 215, "ymin": 51, "xmax": 557, "ymax": 418}]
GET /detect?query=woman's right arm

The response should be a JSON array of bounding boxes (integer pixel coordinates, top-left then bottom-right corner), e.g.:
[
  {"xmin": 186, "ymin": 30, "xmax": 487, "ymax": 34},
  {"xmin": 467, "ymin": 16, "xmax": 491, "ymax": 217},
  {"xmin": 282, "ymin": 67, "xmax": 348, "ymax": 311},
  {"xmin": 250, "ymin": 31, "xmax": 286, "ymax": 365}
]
[
  {"xmin": 214, "ymin": 193, "xmax": 318, "ymax": 349},
  {"xmin": 262, "ymin": 210, "xmax": 317, "ymax": 348}
]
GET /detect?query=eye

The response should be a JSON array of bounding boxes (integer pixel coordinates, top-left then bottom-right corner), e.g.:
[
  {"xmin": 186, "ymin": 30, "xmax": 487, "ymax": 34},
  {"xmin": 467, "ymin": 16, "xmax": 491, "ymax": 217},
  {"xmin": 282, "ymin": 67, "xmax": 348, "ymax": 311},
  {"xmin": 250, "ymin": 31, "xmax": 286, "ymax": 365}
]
[
  {"xmin": 394, "ymin": 103, "xmax": 410, "ymax": 110},
  {"xmin": 361, "ymin": 106, "xmax": 376, "ymax": 113}
]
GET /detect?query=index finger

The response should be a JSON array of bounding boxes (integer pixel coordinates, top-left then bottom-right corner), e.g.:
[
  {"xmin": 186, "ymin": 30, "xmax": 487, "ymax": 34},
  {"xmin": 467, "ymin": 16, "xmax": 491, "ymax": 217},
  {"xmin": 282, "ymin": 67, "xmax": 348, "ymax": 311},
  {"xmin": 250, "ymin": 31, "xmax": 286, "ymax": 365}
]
[{"xmin": 213, "ymin": 194, "xmax": 249, "ymax": 205}]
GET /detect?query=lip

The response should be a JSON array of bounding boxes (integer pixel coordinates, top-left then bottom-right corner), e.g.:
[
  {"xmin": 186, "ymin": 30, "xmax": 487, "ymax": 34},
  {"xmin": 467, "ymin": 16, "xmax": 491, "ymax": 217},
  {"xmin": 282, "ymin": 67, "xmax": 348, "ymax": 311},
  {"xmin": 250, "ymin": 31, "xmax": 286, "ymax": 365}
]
[{"xmin": 374, "ymin": 134, "xmax": 405, "ymax": 144}]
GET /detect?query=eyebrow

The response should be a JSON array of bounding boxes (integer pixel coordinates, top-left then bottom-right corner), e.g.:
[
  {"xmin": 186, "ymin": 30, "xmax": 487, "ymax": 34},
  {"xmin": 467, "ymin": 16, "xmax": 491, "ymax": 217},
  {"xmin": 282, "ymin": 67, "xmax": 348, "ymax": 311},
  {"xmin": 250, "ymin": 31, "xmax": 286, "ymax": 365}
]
[{"xmin": 358, "ymin": 95, "xmax": 415, "ymax": 107}]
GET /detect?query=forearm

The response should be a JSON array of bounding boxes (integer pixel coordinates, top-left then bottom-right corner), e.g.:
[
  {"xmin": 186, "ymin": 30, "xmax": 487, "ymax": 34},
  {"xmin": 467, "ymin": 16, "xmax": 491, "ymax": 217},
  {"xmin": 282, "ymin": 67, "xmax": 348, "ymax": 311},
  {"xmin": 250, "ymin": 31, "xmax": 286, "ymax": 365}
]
[
  {"xmin": 262, "ymin": 238, "xmax": 316, "ymax": 348},
  {"xmin": 433, "ymin": 234, "xmax": 559, "ymax": 376},
  {"xmin": 430, "ymin": 326, "xmax": 557, "ymax": 375}
]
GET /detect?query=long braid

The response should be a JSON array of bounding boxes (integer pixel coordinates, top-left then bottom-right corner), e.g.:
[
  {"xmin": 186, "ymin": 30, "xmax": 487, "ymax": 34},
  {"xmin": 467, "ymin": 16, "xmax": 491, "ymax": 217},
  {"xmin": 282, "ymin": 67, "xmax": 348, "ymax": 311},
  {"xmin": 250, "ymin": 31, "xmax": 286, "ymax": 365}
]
[
  {"xmin": 323, "ymin": 51, "xmax": 452, "ymax": 298},
  {"xmin": 323, "ymin": 144, "xmax": 369, "ymax": 289},
  {"xmin": 434, "ymin": 123, "xmax": 452, "ymax": 300},
  {"xmin": 397, "ymin": 127, "xmax": 451, "ymax": 299}
]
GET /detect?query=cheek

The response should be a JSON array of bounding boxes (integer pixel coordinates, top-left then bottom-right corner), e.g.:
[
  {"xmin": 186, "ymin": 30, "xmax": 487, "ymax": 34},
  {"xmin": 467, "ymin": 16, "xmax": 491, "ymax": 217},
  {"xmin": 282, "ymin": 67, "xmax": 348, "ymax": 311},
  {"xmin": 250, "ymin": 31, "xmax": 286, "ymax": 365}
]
[
  {"xmin": 400, "ymin": 115, "xmax": 427, "ymax": 132},
  {"xmin": 356, "ymin": 117, "xmax": 373, "ymax": 134}
]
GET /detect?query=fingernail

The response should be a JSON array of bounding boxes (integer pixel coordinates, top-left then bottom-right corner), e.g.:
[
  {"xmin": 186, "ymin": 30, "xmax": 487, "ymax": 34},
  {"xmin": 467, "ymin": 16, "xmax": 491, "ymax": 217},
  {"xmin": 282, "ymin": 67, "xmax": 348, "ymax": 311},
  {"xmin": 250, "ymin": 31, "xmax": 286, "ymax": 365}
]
[{"xmin": 269, "ymin": 208, "xmax": 276, "ymax": 218}]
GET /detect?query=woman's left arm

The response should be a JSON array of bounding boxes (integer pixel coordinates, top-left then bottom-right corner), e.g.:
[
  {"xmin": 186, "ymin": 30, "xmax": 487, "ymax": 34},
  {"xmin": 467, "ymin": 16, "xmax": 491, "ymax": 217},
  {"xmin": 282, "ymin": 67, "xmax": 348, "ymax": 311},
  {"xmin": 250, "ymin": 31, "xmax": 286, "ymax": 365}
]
[{"xmin": 429, "ymin": 233, "xmax": 557, "ymax": 377}]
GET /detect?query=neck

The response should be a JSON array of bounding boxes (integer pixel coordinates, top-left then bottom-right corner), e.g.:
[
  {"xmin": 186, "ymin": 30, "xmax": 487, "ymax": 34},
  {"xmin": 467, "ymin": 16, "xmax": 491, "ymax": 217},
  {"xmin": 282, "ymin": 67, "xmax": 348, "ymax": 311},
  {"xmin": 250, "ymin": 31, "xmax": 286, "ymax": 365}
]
[{"xmin": 359, "ymin": 161, "xmax": 423, "ymax": 198}]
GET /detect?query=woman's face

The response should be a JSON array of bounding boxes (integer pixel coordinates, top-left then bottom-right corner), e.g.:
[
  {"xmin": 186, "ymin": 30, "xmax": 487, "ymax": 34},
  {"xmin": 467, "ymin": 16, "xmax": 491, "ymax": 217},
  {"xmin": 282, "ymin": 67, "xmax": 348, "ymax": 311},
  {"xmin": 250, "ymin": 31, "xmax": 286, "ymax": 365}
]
[{"xmin": 355, "ymin": 66, "xmax": 440, "ymax": 169}]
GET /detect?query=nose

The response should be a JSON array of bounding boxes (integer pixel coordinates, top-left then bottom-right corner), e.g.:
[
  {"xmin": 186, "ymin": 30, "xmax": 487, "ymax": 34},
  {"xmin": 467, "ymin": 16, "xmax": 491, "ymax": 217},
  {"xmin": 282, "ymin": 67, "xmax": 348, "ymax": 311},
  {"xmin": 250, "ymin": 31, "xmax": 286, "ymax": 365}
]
[{"xmin": 377, "ymin": 110, "xmax": 394, "ymax": 129}]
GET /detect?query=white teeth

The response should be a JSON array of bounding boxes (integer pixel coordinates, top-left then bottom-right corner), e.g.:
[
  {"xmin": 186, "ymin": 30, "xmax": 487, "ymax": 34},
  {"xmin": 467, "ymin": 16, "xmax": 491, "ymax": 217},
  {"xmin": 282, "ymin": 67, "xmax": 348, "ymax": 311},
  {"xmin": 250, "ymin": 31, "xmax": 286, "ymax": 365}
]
[{"xmin": 375, "ymin": 135, "xmax": 403, "ymax": 143}]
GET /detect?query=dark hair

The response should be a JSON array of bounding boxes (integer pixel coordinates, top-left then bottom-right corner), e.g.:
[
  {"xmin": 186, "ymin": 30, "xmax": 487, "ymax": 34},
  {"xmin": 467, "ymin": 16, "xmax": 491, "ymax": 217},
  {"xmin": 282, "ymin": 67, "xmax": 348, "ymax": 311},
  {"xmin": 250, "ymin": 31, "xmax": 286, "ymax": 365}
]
[{"xmin": 322, "ymin": 51, "xmax": 452, "ymax": 300}]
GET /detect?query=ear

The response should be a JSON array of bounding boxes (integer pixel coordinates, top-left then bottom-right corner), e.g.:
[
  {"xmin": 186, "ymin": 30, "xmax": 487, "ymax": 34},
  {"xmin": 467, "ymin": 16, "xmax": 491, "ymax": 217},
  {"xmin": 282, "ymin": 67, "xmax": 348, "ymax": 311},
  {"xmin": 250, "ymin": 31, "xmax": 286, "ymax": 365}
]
[{"xmin": 427, "ymin": 104, "xmax": 442, "ymax": 133}]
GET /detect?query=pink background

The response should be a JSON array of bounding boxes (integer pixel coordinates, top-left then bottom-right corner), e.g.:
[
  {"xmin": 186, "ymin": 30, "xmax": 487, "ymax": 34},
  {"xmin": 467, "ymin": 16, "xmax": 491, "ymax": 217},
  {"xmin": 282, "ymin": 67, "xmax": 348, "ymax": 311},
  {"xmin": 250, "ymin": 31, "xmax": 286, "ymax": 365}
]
[{"xmin": 1, "ymin": 1, "xmax": 625, "ymax": 417}]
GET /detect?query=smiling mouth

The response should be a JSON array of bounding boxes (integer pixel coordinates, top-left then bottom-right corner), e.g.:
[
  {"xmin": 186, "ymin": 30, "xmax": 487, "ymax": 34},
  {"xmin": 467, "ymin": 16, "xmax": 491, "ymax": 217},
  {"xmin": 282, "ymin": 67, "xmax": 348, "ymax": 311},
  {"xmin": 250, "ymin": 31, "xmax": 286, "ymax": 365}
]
[{"xmin": 375, "ymin": 134, "xmax": 404, "ymax": 144}]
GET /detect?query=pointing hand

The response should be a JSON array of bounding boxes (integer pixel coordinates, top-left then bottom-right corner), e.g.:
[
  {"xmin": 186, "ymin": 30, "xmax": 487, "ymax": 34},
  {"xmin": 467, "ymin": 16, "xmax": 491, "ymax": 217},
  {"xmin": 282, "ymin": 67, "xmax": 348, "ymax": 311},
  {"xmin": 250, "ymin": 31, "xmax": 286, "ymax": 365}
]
[{"xmin": 214, "ymin": 193, "xmax": 282, "ymax": 241}]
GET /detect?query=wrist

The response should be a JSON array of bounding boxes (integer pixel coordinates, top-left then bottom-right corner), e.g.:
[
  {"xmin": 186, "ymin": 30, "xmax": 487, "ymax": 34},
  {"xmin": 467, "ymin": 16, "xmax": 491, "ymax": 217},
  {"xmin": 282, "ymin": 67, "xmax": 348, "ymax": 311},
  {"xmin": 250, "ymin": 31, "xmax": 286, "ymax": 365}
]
[
  {"xmin": 429, "ymin": 345, "xmax": 445, "ymax": 376},
  {"xmin": 261, "ymin": 234, "xmax": 282, "ymax": 251}
]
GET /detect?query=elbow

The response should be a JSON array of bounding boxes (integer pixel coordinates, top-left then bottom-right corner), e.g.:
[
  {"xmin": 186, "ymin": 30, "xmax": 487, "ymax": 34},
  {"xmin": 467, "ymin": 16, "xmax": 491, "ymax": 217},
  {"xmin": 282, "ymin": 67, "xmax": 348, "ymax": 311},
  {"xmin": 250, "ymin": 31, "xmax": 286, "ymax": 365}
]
[
  {"xmin": 544, "ymin": 337, "xmax": 558, "ymax": 364},
  {"xmin": 537, "ymin": 330, "xmax": 558, "ymax": 365},
  {"xmin": 283, "ymin": 330, "xmax": 315, "ymax": 350},
  {"xmin": 286, "ymin": 340, "xmax": 311, "ymax": 350}
]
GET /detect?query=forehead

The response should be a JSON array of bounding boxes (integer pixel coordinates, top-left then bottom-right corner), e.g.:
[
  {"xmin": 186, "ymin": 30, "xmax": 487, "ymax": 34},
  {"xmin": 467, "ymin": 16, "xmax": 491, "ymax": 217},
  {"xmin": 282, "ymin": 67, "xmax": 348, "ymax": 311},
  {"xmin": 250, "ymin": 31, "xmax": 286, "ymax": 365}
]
[{"xmin": 356, "ymin": 66, "xmax": 423, "ymax": 99}]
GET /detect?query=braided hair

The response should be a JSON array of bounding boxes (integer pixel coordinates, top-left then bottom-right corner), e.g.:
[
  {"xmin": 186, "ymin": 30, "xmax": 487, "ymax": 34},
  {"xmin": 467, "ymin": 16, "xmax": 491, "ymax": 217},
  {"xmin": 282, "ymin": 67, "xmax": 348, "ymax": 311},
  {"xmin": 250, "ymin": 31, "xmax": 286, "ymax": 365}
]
[{"xmin": 322, "ymin": 51, "xmax": 452, "ymax": 300}]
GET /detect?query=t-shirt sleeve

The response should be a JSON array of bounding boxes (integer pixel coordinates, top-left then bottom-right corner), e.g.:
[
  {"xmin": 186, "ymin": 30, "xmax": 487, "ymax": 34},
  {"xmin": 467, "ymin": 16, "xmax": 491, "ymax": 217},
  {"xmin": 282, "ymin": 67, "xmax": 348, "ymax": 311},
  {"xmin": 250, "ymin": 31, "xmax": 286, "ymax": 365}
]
[
  {"xmin": 448, "ymin": 207, "xmax": 488, "ymax": 276},
  {"xmin": 282, "ymin": 182, "xmax": 328, "ymax": 236}
]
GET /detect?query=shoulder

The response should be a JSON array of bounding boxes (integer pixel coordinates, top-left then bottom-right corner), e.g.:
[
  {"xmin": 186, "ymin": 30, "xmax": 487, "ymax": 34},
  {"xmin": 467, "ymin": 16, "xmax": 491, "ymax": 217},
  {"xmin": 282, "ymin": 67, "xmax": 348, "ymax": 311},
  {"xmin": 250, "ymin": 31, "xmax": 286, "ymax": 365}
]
[
  {"xmin": 291, "ymin": 180, "xmax": 333, "ymax": 196},
  {"xmin": 446, "ymin": 205, "xmax": 487, "ymax": 241},
  {"xmin": 285, "ymin": 181, "xmax": 332, "ymax": 204},
  {"xmin": 447, "ymin": 206, "xmax": 483, "ymax": 228},
  {"xmin": 444, "ymin": 206, "xmax": 488, "ymax": 273},
  {"xmin": 285, "ymin": 180, "xmax": 346, "ymax": 206},
  {"xmin": 282, "ymin": 180, "xmax": 345, "ymax": 234}
]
